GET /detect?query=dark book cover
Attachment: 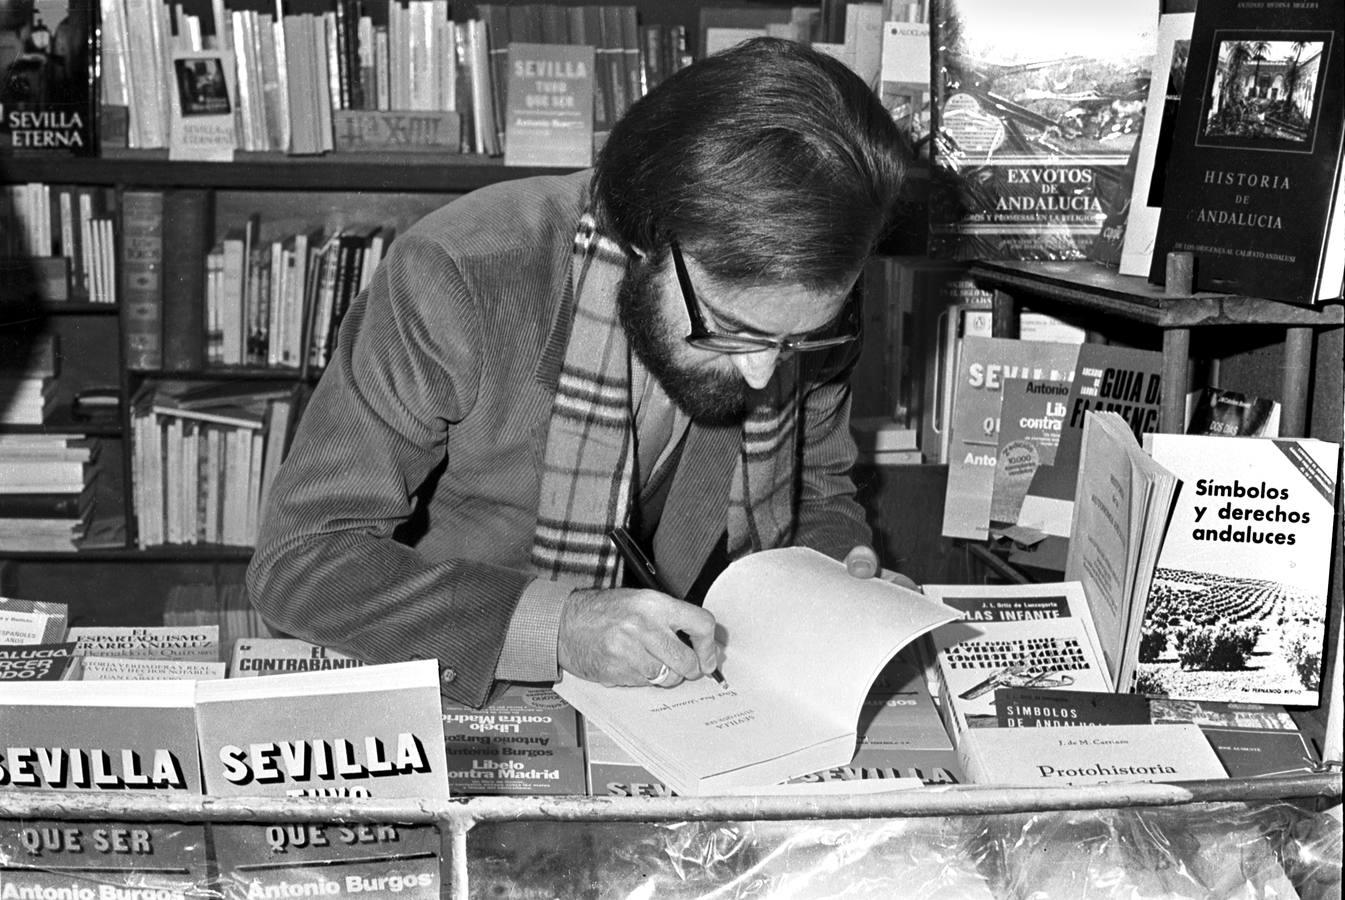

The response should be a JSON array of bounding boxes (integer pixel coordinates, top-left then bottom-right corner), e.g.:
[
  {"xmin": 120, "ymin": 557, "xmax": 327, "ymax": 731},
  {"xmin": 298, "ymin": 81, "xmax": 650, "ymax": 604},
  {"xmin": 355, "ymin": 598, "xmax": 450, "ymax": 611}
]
[
  {"xmin": 160, "ymin": 188, "xmax": 213, "ymax": 373},
  {"xmin": 0, "ymin": 0, "xmax": 98, "ymax": 155},
  {"xmin": 0, "ymin": 640, "xmax": 77, "ymax": 679},
  {"xmin": 119, "ymin": 189, "xmax": 165, "ymax": 371},
  {"xmin": 994, "ymin": 686, "xmax": 1151, "ymax": 727},
  {"xmin": 927, "ymin": 0, "xmax": 1157, "ymax": 260},
  {"xmin": 1148, "ymin": 0, "xmax": 1345, "ymax": 304}
]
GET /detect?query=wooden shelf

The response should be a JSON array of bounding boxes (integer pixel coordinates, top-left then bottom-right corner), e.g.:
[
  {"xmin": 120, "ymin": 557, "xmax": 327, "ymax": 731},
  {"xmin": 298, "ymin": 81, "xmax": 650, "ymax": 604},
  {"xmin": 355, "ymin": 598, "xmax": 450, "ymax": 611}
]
[
  {"xmin": 970, "ymin": 260, "xmax": 1344, "ymax": 329},
  {"xmin": 0, "ymin": 152, "xmax": 581, "ymax": 193}
]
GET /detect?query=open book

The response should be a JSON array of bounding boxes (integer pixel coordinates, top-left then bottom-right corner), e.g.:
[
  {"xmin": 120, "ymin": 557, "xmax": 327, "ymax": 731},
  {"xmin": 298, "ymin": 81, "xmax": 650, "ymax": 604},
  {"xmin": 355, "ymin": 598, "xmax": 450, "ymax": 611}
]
[
  {"xmin": 553, "ymin": 547, "xmax": 960, "ymax": 796},
  {"xmin": 1064, "ymin": 411, "xmax": 1180, "ymax": 691}
]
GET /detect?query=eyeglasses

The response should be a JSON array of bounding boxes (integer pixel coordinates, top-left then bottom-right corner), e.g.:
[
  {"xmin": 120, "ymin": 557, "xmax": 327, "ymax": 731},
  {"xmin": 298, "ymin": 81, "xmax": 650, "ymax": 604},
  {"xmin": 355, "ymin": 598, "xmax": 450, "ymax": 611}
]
[{"xmin": 670, "ymin": 240, "xmax": 861, "ymax": 354}]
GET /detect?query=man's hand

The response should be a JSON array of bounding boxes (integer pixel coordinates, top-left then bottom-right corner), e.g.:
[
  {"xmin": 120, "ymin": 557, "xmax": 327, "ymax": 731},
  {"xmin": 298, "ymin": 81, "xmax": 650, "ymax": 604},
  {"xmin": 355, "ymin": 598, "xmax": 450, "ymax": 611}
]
[
  {"xmin": 844, "ymin": 545, "xmax": 920, "ymax": 591},
  {"xmin": 558, "ymin": 588, "xmax": 723, "ymax": 688}
]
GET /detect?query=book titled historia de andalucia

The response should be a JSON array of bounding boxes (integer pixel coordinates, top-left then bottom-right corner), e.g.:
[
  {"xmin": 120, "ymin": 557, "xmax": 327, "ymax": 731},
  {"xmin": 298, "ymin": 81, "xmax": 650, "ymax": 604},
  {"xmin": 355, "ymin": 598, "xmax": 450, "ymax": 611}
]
[{"xmin": 1148, "ymin": 0, "xmax": 1345, "ymax": 304}]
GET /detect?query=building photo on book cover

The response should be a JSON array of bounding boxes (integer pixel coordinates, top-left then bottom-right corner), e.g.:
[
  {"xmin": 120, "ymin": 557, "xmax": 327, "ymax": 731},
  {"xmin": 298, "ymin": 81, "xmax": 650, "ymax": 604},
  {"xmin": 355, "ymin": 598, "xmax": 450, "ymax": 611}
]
[{"xmin": 0, "ymin": 0, "xmax": 96, "ymax": 153}]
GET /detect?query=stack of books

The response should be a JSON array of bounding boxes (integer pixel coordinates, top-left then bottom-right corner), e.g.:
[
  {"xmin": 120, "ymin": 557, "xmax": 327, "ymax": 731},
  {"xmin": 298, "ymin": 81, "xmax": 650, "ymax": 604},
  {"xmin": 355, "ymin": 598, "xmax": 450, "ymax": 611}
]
[{"xmin": 0, "ymin": 436, "xmax": 98, "ymax": 552}]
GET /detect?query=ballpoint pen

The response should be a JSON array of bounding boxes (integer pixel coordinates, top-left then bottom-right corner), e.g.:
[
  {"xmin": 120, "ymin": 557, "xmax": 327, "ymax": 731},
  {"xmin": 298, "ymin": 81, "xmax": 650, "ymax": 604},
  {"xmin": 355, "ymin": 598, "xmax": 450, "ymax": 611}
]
[{"xmin": 608, "ymin": 526, "xmax": 730, "ymax": 689}]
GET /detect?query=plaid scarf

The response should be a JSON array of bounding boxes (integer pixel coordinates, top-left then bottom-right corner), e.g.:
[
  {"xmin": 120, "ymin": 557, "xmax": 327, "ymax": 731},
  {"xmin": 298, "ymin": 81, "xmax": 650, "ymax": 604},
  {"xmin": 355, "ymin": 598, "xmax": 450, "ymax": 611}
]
[{"xmin": 529, "ymin": 216, "xmax": 799, "ymax": 589}]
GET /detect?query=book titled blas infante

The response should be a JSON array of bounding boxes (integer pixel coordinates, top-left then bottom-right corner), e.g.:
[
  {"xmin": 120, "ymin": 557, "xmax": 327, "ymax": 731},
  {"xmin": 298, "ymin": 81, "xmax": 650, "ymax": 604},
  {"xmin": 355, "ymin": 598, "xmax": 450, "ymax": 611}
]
[
  {"xmin": 554, "ymin": 547, "xmax": 961, "ymax": 797},
  {"xmin": 1135, "ymin": 433, "xmax": 1341, "ymax": 706},
  {"xmin": 1148, "ymin": 0, "xmax": 1345, "ymax": 304}
]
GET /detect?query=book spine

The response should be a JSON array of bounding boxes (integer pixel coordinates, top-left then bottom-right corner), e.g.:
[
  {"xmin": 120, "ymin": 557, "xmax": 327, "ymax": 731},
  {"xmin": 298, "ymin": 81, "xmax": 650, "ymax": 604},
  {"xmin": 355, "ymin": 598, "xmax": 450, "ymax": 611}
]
[
  {"xmin": 120, "ymin": 189, "xmax": 165, "ymax": 371},
  {"xmin": 161, "ymin": 189, "xmax": 213, "ymax": 372}
]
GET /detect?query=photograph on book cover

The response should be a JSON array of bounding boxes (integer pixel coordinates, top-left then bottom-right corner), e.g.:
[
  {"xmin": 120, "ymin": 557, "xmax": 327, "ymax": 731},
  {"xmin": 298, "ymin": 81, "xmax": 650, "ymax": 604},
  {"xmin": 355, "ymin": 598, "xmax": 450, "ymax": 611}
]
[
  {"xmin": 1136, "ymin": 434, "xmax": 1341, "ymax": 706},
  {"xmin": 0, "ymin": 0, "xmax": 96, "ymax": 154},
  {"xmin": 926, "ymin": 0, "xmax": 1156, "ymax": 260}
]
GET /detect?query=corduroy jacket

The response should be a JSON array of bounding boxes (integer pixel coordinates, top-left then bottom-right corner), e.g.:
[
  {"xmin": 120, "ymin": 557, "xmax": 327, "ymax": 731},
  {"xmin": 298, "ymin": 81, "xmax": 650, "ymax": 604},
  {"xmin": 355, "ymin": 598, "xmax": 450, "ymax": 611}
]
[{"xmin": 245, "ymin": 170, "xmax": 872, "ymax": 707}]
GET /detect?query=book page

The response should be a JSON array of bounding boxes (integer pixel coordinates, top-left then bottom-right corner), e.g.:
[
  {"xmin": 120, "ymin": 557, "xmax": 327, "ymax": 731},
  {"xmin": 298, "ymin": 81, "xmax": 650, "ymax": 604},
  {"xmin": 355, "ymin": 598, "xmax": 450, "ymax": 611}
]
[{"xmin": 554, "ymin": 548, "xmax": 960, "ymax": 795}]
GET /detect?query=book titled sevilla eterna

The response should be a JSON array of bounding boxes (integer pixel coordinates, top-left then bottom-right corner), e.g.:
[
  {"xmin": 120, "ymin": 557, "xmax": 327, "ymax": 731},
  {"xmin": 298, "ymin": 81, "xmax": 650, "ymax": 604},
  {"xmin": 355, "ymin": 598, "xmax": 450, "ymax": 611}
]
[
  {"xmin": 0, "ymin": 0, "xmax": 99, "ymax": 154},
  {"xmin": 1148, "ymin": 0, "xmax": 1345, "ymax": 304}
]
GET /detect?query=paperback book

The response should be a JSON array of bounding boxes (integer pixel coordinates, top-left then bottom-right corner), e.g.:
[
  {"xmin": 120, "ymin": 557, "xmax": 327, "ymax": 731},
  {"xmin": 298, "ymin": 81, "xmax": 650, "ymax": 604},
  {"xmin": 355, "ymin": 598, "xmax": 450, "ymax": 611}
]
[
  {"xmin": 0, "ymin": 679, "xmax": 209, "ymax": 896},
  {"xmin": 957, "ymin": 722, "xmax": 1227, "ymax": 786},
  {"xmin": 79, "ymin": 655, "xmax": 227, "ymax": 680},
  {"xmin": 0, "ymin": 640, "xmax": 77, "ymax": 680},
  {"xmin": 988, "ymin": 376, "xmax": 1071, "ymax": 528},
  {"xmin": 0, "ymin": 0, "xmax": 98, "ymax": 154},
  {"xmin": 554, "ymin": 547, "xmax": 961, "ymax": 796},
  {"xmin": 195, "ymin": 660, "xmax": 450, "ymax": 900},
  {"xmin": 0, "ymin": 596, "xmax": 67, "ymax": 643},
  {"xmin": 922, "ymin": 581, "xmax": 1114, "ymax": 740},
  {"xmin": 994, "ymin": 686, "xmax": 1151, "ymax": 727},
  {"xmin": 1064, "ymin": 411, "xmax": 1179, "ymax": 691},
  {"xmin": 1148, "ymin": 697, "xmax": 1321, "ymax": 778},
  {"xmin": 1016, "ymin": 343, "xmax": 1165, "ymax": 537},
  {"xmin": 927, "ymin": 0, "xmax": 1157, "ymax": 260},
  {"xmin": 228, "ymin": 635, "xmax": 363, "ymax": 677},
  {"xmin": 67, "ymin": 624, "xmax": 220, "ymax": 661},
  {"xmin": 1147, "ymin": 0, "xmax": 1345, "ymax": 304},
  {"xmin": 941, "ymin": 336, "xmax": 1078, "ymax": 540},
  {"xmin": 1135, "ymin": 433, "xmax": 1341, "ymax": 706},
  {"xmin": 441, "ymin": 683, "xmax": 586, "ymax": 796},
  {"xmin": 1185, "ymin": 386, "xmax": 1280, "ymax": 437},
  {"xmin": 1118, "ymin": 11, "xmax": 1196, "ymax": 277}
]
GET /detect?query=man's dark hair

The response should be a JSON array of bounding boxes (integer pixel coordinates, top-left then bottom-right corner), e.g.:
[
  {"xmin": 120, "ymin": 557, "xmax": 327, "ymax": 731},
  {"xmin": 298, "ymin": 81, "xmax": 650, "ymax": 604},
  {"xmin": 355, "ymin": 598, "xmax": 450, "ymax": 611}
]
[{"xmin": 591, "ymin": 37, "xmax": 909, "ymax": 289}]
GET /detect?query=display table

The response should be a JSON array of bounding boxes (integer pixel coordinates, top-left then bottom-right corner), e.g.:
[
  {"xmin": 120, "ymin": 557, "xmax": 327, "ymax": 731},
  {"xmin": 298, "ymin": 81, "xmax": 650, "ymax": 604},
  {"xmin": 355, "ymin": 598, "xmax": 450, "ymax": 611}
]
[{"xmin": 3, "ymin": 773, "xmax": 1340, "ymax": 898}]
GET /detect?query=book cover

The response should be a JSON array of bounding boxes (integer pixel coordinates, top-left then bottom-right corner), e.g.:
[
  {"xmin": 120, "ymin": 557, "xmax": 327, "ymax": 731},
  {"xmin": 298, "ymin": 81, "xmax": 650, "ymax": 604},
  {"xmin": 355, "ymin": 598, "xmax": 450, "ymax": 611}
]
[
  {"xmin": 228, "ymin": 635, "xmax": 364, "ymax": 677},
  {"xmin": 168, "ymin": 49, "xmax": 237, "ymax": 161},
  {"xmin": 1148, "ymin": 697, "xmax": 1320, "ymax": 778},
  {"xmin": 1135, "ymin": 433, "xmax": 1341, "ymax": 706},
  {"xmin": 957, "ymin": 722, "xmax": 1227, "ymax": 786},
  {"xmin": 554, "ymin": 547, "xmax": 961, "ymax": 796},
  {"xmin": 0, "ymin": 0, "xmax": 98, "ymax": 155},
  {"xmin": 0, "ymin": 675, "xmax": 207, "ymax": 900},
  {"xmin": 926, "ymin": 582, "xmax": 1114, "ymax": 739},
  {"xmin": 1017, "ymin": 342, "xmax": 1164, "ymax": 536},
  {"xmin": 1118, "ymin": 11, "xmax": 1196, "ymax": 277},
  {"xmin": 503, "ymin": 42, "xmax": 594, "ymax": 168},
  {"xmin": 927, "ymin": 0, "xmax": 1157, "ymax": 260},
  {"xmin": 195, "ymin": 660, "xmax": 450, "ymax": 900},
  {"xmin": 1148, "ymin": 0, "xmax": 1345, "ymax": 304},
  {"xmin": 67, "ymin": 624, "xmax": 220, "ymax": 661},
  {"xmin": 160, "ymin": 188, "xmax": 213, "ymax": 373},
  {"xmin": 988, "ymin": 376, "xmax": 1070, "ymax": 527},
  {"xmin": 0, "ymin": 640, "xmax": 77, "ymax": 680},
  {"xmin": 941, "ymin": 336, "xmax": 1079, "ymax": 540},
  {"xmin": 1185, "ymin": 385, "xmax": 1281, "ymax": 437},
  {"xmin": 79, "ymin": 655, "xmax": 227, "ymax": 680},
  {"xmin": 0, "ymin": 595, "xmax": 68, "ymax": 643},
  {"xmin": 879, "ymin": 18, "xmax": 931, "ymax": 153},
  {"xmin": 119, "ymin": 188, "xmax": 165, "ymax": 371},
  {"xmin": 994, "ymin": 686, "xmax": 1151, "ymax": 727},
  {"xmin": 441, "ymin": 683, "xmax": 586, "ymax": 796}
]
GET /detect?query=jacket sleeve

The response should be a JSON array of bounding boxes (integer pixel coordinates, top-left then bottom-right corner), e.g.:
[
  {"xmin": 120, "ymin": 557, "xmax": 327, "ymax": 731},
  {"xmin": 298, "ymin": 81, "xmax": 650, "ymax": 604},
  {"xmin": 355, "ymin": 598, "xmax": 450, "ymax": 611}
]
[
  {"xmin": 245, "ymin": 231, "xmax": 552, "ymax": 707},
  {"xmin": 791, "ymin": 342, "xmax": 875, "ymax": 562}
]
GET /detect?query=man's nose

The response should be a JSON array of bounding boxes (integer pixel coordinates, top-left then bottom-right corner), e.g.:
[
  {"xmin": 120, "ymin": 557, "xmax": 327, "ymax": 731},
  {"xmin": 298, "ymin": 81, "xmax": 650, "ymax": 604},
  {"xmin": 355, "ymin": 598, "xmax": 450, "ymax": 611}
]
[{"xmin": 729, "ymin": 348, "xmax": 781, "ymax": 389}]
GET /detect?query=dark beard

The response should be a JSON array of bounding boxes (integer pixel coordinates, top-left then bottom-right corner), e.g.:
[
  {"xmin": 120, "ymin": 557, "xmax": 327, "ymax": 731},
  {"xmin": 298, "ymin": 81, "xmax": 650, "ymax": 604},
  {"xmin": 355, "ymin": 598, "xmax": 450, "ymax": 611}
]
[{"xmin": 616, "ymin": 258, "xmax": 748, "ymax": 426}]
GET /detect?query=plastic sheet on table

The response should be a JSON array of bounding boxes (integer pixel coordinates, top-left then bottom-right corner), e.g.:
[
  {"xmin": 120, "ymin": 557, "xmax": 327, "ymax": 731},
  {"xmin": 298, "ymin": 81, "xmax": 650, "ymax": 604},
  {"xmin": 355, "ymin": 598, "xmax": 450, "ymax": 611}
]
[{"xmin": 463, "ymin": 800, "xmax": 1342, "ymax": 899}]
